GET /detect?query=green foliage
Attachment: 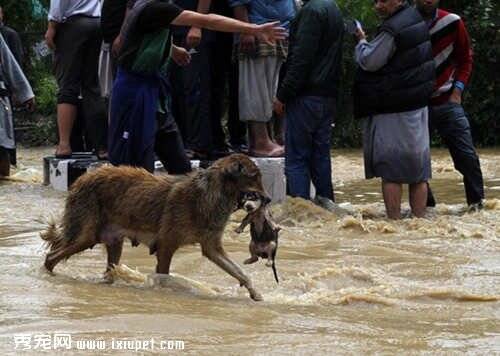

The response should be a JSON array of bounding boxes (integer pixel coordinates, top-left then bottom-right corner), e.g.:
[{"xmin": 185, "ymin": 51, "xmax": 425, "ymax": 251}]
[
  {"xmin": 15, "ymin": 58, "xmax": 57, "ymax": 146},
  {"xmin": 15, "ymin": 111, "xmax": 57, "ymax": 146},
  {"xmin": 0, "ymin": 0, "xmax": 55, "ymax": 145},
  {"xmin": 1, "ymin": 0, "xmax": 49, "ymax": 32},
  {"xmin": 29, "ymin": 59, "xmax": 57, "ymax": 116}
]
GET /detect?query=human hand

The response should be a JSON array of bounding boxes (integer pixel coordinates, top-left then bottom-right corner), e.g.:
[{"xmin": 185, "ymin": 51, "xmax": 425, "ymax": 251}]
[
  {"xmin": 45, "ymin": 26, "xmax": 57, "ymax": 50},
  {"xmin": 273, "ymin": 98, "xmax": 285, "ymax": 117},
  {"xmin": 449, "ymin": 88, "xmax": 462, "ymax": 105},
  {"xmin": 171, "ymin": 45, "xmax": 191, "ymax": 66},
  {"xmin": 111, "ymin": 34, "xmax": 123, "ymax": 58},
  {"xmin": 252, "ymin": 21, "xmax": 287, "ymax": 45},
  {"xmin": 186, "ymin": 27, "xmax": 202, "ymax": 49},
  {"xmin": 355, "ymin": 28, "xmax": 366, "ymax": 42},
  {"xmin": 24, "ymin": 97, "xmax": 36, "ymax": 112}
]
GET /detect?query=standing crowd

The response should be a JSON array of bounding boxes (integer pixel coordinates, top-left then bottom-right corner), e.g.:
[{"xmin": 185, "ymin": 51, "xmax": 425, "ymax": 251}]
[{"xmin": 0, "ymin": 0, "xmax": 485, "ymax": 219}]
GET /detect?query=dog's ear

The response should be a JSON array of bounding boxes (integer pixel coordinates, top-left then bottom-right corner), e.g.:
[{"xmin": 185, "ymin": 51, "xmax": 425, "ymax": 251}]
[{"xmin": 225, "ymin": 161, "xmax": 257, "ymax": 180}]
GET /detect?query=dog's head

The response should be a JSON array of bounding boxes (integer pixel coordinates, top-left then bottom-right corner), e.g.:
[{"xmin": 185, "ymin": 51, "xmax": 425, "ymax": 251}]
[
  {"xmin": 214, "ymin": 154, "xmax": 269, "ymax": 200},
  {"xmin": 238, "ymin": 191, "xmax": 272, "ymax": 213}
]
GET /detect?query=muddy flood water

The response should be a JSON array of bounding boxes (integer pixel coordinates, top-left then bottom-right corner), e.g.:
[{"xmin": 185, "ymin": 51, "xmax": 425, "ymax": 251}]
[{"xmin": 1, "ymin": 147, "xmax": 499, "ymax": 354}]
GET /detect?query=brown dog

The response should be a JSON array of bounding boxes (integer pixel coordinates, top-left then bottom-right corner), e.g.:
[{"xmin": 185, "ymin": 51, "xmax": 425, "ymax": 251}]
[{"xmin": 41, "ymin": 154, "xmax": 269, "ymax": 301}]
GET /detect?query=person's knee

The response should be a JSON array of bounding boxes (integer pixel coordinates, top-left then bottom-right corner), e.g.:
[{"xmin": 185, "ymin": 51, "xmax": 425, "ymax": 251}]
[{"xmin": 452, "ymin": 149, "xmax": 480, "ymax": 171}]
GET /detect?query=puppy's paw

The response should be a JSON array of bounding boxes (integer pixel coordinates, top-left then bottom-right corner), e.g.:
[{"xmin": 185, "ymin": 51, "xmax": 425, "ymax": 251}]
[
  {"xmin": 244, "ymin": 257, "xmax": 258, "ymax": 264},
  {"xmin": 265, "ymin": 260, "xmax": 273, "ymax": 267}
]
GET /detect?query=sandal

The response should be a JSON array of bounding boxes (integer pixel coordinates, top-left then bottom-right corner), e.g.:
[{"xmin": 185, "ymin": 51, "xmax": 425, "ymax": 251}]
[
  {"xmin": 248, "ymin": 150, "xmax": 284, "ymax": 158},
  {"xmin": 55, "ymin": 152, "xmax": 72, "ymax": 159}
]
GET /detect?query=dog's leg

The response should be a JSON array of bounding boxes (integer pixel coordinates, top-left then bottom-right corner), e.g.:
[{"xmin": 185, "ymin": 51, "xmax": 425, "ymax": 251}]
[
  {"xmin": 155, "ymin": 240, "xmax": 178, "ymax": 274},
  {"xmin": 45, "ymin": 238, "xmax": 96, "ymax": 272},
  {"xmin": 103, "ymin": 238, "xmax": 124, "ymax": 284},
  {"xmin": 244, "ymin": 256, "xmax": 259, "ymax": 264},
  {"xmin": 45, "ymin": 221, "xmax": 99, "ymax": 272},
  {"xmin": 201, "ymin": 241, "xmax": 263, "ymax": 301},
  {"xmin": 235, "ymin": 214, "xmax": 251, "ymax": 234}
]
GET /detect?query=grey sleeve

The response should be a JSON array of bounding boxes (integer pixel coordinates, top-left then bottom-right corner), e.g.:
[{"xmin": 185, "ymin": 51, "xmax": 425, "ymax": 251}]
[
  {"xmin": 48, "ymin": 0, "xmax": 64, "ymax": 22},
  {"xmin": 0, "ymin": 35, "xmax": 34, "ymax": 103},
  {"xmin": 354, "ymin": 32, "xmax": 396, "ymax": 72}
]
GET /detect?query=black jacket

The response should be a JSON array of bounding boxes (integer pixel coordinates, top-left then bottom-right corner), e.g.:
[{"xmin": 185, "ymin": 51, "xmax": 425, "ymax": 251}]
[
  {"xmin": 354, "ymin": 5, "xmax": 435, "ymax": 118},
  {"xmin": 277, "ymin": 0, "xmax": 344, "ymax": 103},
  {"xmin": 0, "ymin": 24, "xmax": 23, "ymax": 66}
]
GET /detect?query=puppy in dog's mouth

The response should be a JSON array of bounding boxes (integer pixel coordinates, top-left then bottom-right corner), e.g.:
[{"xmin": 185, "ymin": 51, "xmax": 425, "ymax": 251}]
[{"xmin": 236, "ymin": 191, "xmax": 280, "ymax": 283}]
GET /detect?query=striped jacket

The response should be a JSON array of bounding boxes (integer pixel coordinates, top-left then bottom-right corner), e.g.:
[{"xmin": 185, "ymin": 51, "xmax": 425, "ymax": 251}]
[{"xmin": 428, "ymin": 9, "xmax": 473, "ymax": 105}]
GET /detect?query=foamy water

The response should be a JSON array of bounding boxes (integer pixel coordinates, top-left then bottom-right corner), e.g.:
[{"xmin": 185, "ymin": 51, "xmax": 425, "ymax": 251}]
[{"xmin": 0, "ymin": 147, "xmax": 499, "ymax": 354}]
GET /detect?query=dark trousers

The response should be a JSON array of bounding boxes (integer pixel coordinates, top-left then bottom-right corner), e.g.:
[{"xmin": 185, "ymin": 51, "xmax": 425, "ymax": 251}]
[
  {"xmin": 169, "ymin": 34, "xmax": 245, "ymax": 153},
  {"xmin": 211, "ymin": 32, "xmax": 246, "ymax": 147},
  {"xmin": 428, "ymin": 102, "xmax": 484, "ymax": 205},
  {"xmin": 169, "ymin": 40, "xmax": 213, "ymax": 153},
  {"xmin": 144, "ymin": 113, "xmax": 191, "ymax": 174},
  {"xmin": 54, "ymin": 16, "xmax": 107, "ymax": 152},
  {"xmin": 285, "ymin": 96, "xmax": 335, "ymax": 201}
]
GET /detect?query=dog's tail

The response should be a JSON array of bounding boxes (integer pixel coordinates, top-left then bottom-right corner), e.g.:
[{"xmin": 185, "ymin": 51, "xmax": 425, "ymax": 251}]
[{"xmin": 40, "ymin": 217, "xmax": 66, "ymax": 253}]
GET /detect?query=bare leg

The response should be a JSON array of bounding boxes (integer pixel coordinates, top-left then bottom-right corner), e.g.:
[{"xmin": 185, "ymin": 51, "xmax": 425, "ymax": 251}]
[
  {"xmin": 202, "ymin": 241, "xmax": 262, "ymax": 301},
  {"xmin": 56, "ymin": 103, "xmax": 77, "ymax": 156},
  {"xmin": 273, "ymin": 116, "xmax": 285, "ymax": 146},
  {"xmin": 248, "ymin": 121, "xmax": 284, "ymax": 157},
  {"xmin": 103, "ymin": 239, "xmax": 124, "ymax": 283},
  {"xmin": 409, "ymin": 182, "xmax": 427, "ymax": 218},
  {"xmin": 382, "ymin": 181, "xmax": 402, "ymax": 220}
]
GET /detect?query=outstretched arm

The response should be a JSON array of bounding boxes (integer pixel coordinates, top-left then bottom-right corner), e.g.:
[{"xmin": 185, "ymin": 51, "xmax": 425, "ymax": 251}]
[
  {"xmin": 136, "ymin": 3, "xmax": 285, "ymax": 42},
  {"xmin": 172, "ymin": 11, "xmax": 286, "ymax": 43}
]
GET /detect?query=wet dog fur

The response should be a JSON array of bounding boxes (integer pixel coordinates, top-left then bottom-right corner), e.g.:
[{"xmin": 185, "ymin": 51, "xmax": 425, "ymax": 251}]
[
  {"xmin": 41, "ymin": 154, "xmax": 269, "ymax": 301},
  {"xmin": 235, "ymin": 192, "xmax": 280, "ymax": 283}
]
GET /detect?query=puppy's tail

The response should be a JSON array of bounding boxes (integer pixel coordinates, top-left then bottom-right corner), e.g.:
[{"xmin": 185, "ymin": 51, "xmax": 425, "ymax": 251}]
[
  {"xmin": 272, "ymin": 239, "xmax": 279, "ymax": 284},
  {"xmin": 272, "ymin": 261, "xmax": 279, "ymax": 284},
  {"xmin": 40, "ymin": 217, "xmax": 66, "ymax": 252}
]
